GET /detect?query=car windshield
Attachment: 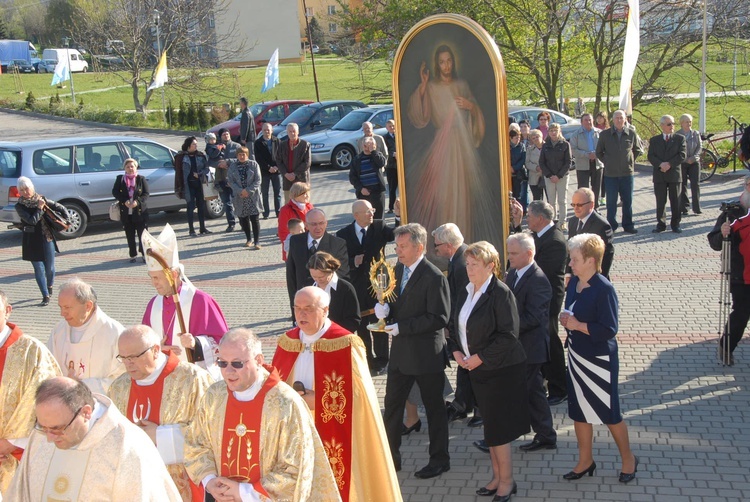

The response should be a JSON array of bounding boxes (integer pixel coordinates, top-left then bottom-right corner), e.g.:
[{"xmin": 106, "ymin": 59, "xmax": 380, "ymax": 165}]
[
  {"xmin": 332, "ymin": 110, "xmax": 372, "ymax": 131},
  {"xmin": 250, "ymin": 104, "xmax": 265, "ymax": 117},
  {"xmin": 0, "ymin": 150, "xmax": 20, "ymax": 178},
  {"xmin": 281, "ymin": 105, "xmax": 317, "ymax": 126}
]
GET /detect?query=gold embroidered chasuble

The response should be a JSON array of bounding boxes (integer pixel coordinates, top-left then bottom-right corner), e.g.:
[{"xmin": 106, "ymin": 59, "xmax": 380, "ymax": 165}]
[
  {"xmin": 0, "ymin": 323, "xmax": 61, "ymax": 495},
  {"xmin": 184, "ymin": 366, "xmax": 341, "ymax": 502}
]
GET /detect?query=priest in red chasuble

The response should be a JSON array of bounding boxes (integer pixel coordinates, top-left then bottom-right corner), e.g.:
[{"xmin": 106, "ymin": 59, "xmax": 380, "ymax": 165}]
[
  {"xmin": 272, "ymin": 287, "xmax": 402, "ymax": 502},
  {"xmin": 0, "ymin": 290, "xmax": 61, "ymax": 496},
  {"xmin": 109, "ymin": 325, "xmax": 214, "ymax": 501},
  {"xmin": 185, "ymin": 328, "xmax": 340, "ymax": 502}
]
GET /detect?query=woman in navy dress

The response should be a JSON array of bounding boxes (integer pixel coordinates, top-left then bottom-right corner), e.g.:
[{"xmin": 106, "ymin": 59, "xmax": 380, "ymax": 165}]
[{"xmin": 560, "ymin": 233, "xmax": 638, "ymax": 483}]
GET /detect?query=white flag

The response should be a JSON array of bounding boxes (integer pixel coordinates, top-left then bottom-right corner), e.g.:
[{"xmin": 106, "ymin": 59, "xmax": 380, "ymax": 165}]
[
  {"xmin": 261, "ymin": 48, "xmax": 280, "ymax": 93},
  {"xmin": 147, "ymin": 51, "xmax": 168, "ymax": 92},
  {"xmin": 50, "ymin": 58, "xmax": 70, "ymax": 86},
  {"xmin": 618, "ymin": 0, "xmax": 640, "ymax": 115}
]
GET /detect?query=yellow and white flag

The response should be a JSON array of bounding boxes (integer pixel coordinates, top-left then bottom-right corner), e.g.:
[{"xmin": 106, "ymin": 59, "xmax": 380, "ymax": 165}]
[
  {"xmin": 618, "ymin": 0, "xmax": 640, "ymax": 115},
  {"xmin": 147, "ymin": 51, "xmax": 168, "ymax": 91}
]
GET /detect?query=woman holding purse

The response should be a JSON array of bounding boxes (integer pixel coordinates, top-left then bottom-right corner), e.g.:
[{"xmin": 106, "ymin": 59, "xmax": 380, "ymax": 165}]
[
  {"xmin": 227, "ymin": 146, "xmax": 263, "ymax": 249},
  {"xmin": 14, "ymin": 176, "xmax": 68, "ymax": 306},
  {"xmin": 112, "ymin": 158, "xmax": 150, "ymax": 263}
]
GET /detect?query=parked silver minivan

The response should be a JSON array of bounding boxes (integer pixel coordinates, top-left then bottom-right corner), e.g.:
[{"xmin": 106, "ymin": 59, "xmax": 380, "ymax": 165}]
[{"xmin": 0, "ymin": 136, "xmax": 223, "ymax": 238}]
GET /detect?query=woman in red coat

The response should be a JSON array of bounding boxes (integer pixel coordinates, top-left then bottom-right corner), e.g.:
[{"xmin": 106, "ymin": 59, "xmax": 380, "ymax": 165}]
[{"xmin": 277, "ymin": 182, "xmax": 313, "ymax": 260}]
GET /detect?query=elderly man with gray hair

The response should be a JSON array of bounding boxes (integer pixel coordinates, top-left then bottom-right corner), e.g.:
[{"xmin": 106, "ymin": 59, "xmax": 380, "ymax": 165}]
[
  {"xmin": 47, "ymin": 278, "xmax": 125, "ymax": 394},
  {"xmin": 356, "ymin": 121, "xmax": 389, "ymax": 156},
  {"xmin": 350, "ymin": 136, "xmax": 387, "ymax": 218},
  {"xmin": 648, "ymin": 114, "xmax": 687, "ymax": 233}
]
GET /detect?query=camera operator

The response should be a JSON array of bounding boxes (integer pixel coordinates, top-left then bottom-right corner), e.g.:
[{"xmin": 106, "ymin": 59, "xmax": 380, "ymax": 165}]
[{"xmin": 707, "ymin": 176, "xmax": 750, "ymax": 365}]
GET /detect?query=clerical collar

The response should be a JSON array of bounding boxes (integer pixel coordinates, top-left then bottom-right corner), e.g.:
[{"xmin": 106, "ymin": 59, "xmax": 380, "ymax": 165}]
[
  {"xmin": 233, "ymin": 367, "xmax": 267, "ymax": 402},
  {"xmin": 135, "ymin": 351, "xmax": 168, "ymax": 386},
  {"xmin": 75, "ymin": 399, "xmax": 106, "ymax": 449},
  {"xmin": 536, "ymin": 221, "xmax": 556, "ymax": 238},
  {"xmin": 314, "ymin": 273, "xmax": 339, "ymax": 296},
  {"xmin": 0, "ymin": 325, "xmax": 10, "ymax": 347},
  {"xmin": 301, "ymin": 318, "xmax": 332, "ymax": 346},
  {"xmin": 69, "ymin": 310, "xmax": 97, "ymax": 344}
]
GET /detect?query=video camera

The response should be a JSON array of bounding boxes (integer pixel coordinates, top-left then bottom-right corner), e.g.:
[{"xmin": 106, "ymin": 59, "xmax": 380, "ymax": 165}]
[{"xmin": 721, "ymin": 200, "xmax": 746, "ymax": 223}]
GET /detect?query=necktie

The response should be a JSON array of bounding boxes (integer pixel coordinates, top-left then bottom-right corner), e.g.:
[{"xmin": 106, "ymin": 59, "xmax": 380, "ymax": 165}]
[
  {"xmin": 400, "ymin": 267, "xmax": 411, "ymax": 294},
  {"xmin": 309, "ymin": 240, "xmax": 318, "ymax": 254},
  {"xmin": 360, "ymin": 227, "xmax": 366, "ymax": 246},
  {"xmin": 577, "ymin": 219, "xmax": 583, "ymax": 233},
  {"xmin": 513, "ymin": 271, "xmax": 521, "ymax": 289},
  {"xmin": 665, "ymin": 134, "xmax": 670, "ymax": 142}
]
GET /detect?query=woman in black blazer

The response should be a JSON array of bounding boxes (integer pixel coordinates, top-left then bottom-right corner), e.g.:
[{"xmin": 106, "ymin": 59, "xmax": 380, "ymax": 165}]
[
  {"xmin": 112, "ymin": 158, "xmax": 149, "ymax": 263},
  {"xmin": 447, "ymin": 241, "xmax": 529, "ymax": 502},
  {"xmin": 307, "ymin": 251, "xmax": 361, "ymax": 333}
]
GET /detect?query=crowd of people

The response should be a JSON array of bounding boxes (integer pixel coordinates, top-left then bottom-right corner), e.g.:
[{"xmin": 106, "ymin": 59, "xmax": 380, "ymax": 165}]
[{"xmin": 4, "ymin": 99, "xmax": 750, "ymax": 502}]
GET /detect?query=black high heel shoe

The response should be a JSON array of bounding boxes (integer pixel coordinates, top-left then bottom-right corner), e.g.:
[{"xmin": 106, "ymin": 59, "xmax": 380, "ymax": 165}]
[
  {"xmin": 476, "ymin": 486, "xmax": 497, "ymax": 496},
  {"xmin": 491, "ymin": 481, "xmax": 517, "ymax": 502},
  {"xmin": 618, "ymin": 455, "xmax": 639, "ymax": 483},
  {"xmin": 563, "ymin": 462, "xmax": 597, "ymax": 480},
  {"xmin": 401, "ymin": 419, "xmax": 422, "ymax": 436}
]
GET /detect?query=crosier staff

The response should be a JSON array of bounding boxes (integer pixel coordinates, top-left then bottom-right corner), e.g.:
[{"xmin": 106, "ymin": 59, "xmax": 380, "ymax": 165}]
[{"xmin": 146, "ymin": 247, "xmax": 194, "ymax": 363}]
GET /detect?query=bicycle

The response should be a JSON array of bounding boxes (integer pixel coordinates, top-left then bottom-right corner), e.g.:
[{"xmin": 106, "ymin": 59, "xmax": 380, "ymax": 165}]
[{"xmin": 699, "ymin": 117, "xmax": 748, "ymax": 182}]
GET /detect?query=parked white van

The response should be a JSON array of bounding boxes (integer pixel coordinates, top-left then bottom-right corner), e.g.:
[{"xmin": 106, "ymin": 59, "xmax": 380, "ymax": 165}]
[{"xmin": 42, "ymin": 48, "xmax": 89, "ymax": 73}]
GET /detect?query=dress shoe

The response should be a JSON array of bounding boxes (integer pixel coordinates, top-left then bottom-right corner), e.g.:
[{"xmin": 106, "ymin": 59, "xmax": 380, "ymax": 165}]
[
  {"xmin": 473, "ymin": 439, "xmax": 490, "ymax": 453},
  {"xmin": 446, "ymin": 403, "xmax": 467, "ymax": 422},
  {"xmin": 491, "ymin": 481, "xmax": 517, "ymax": 502},
  {"xmin": 253, "ymin": 243, "xmax": 262, "ymax": 250},
  {"xmin": 622, "ymin": 227, "xmax": 638, "ymax": 234},
  {"xmin": 694, "ymin": 210, "xmax": 702, "ymax": 214},
  {"xmin": 370, "ymin": 366, "xmax": 387, "ymax": 377},
  {"xmin": 401, "ymin": 419, "xmax": 422, "ymax": 436},
  {"xmin": 618, "ymin": 456, "xmax": 639, "ymax": 483},
  {"xmin": 476, "ymin": 486, "xmax": 497, "ymax": 496},
  {"xmin": 467, "ymin": 416, "xmax": 484, "ymax": 428},
  {"xmin": 129, "ymin": 257, "xmax": 137, "ymax": 263},
  {"xmin": 225, "ymin": 225, "xmax": 235, "ymax": 232},
  {"xmin": 563, "ymin": 462, "xmax": 596, "ymax": 480},
  {"xmin": 189, "ymin": 230, "xmax": 197, "ymax": 237},
  {"xmin": 652, "ymin": 227, "xmax": 666, "ymax": 233},
  {"xmin": 414, "ymin": 464, "xmax": 449, "ymax": 479},
  {"xmin": 518, "ymin": 439, "xmax": 557, "ymax": 452},
  {"xmin": 547, "ymin": 395, "xmax": 567, "ymax": 406},
  {"xmin": 672, "ymin": 227, "xmax": 683, "ymax": 233},
  {"xmin": 200, "ymin": 228, "xmax": 213, "ymax": 235},
  {"xmin": 681, "ymin": 210, "xmax": 689, "ymax": 215}
]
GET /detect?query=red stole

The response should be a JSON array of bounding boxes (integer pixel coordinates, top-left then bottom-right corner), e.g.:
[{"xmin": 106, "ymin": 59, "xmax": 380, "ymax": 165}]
[
  {"xmin": 272, "ymin": 324, "xmax": 354, "ymax": 501},
  {"xmin": 220, "ymin": 365, "xmax": 280, "ymax": 498},
  {"xmin": 0, "ymin": 323, "xmax": 25, "ymax": 462}
]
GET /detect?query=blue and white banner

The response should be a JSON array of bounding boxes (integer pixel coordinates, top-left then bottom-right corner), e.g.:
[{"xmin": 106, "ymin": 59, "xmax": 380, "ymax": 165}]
[
  {"xmin": 261, "ymin": 48, "xmax": 279, "ymax": 93},
  {"xmin": 51, "ymin": 58, "xmax": 70, "ymax": 86}
]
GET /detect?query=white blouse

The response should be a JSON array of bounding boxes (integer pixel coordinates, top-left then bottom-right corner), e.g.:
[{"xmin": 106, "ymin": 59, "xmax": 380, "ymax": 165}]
[{"xmin": 457, "ymin": 275, "xmax": 493, "ymax": 358}]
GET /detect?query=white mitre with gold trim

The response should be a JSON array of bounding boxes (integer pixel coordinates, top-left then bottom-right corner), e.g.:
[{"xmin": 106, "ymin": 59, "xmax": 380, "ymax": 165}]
[{"xmin": 142, "ymin": 224, "xmax": 179, "ymax": 272}]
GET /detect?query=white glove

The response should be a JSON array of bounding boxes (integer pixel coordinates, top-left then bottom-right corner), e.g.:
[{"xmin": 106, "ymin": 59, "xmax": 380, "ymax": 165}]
[
  {"xmin": 384, "ymin": 323, "xmax": 399, "ymax": 337},
  {"xmin": 374, "ymin": 303, "xmax": 390, "ymax": 320}
]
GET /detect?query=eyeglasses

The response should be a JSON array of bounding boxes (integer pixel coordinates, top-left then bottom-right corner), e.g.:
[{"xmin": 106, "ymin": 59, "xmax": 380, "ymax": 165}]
[
  {"xmin": 35, "ymin": 407, "xmax": 82, "ymax": 435},
  {"xmin": 216, "ymin": 359, "xmax": 251, "ymax": 369},
  {"xmin": 116, "ymin": 345, "xmax": 155, "ymax": 363},
  {"xmin": 570, "ymin": 201, "xmax": 593, "ymax": 208},
  {"xmin": 664, "ymin": 123, "xmax": 674, "ymax": 126}
]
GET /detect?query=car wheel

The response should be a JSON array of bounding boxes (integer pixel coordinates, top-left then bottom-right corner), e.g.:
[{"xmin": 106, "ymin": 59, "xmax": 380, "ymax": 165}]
[
  {"xmin": 332, "ymin": 145, "xmax": 355, "ymax": 170},
  {"xmin": 56, "ymin": 202, "xmax": 88, "ymax": 239},
  {"xmin": 82, "ymin": 66, "xmax": 88, "ymax": 73},
  {"xmin": 205, "ymin": 197, "xmax": 225, "ymax": 219}
]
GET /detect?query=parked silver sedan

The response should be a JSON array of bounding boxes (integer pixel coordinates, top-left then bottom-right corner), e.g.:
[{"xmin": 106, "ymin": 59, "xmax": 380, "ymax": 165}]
[
  {"xmin": 36, "ymin": 59, "xmax": 58, "ymax": 73},
  {"xmin": 508, "ymin": 106, "xmax": 581, "ymax": 138},
  {"xmin": 305, "ymin": 105, "xmax": 394, "ymax": 169}
]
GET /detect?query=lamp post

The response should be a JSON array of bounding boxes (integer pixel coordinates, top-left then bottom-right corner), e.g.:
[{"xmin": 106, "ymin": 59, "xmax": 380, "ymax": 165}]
[
  {"xmin": 62, "ymin": 36, "xmax": 75, "ymax": 102},
  {"xmin": 699, "ymin": 0, "xmax": 707, "ymax": 134},
  {"xmin": 153, "ymin": 9, "xmax": 167, "ymax": 123},
  {"xmin": 301, "ymin": 0, "xmax": 321, "ymax": 102}
]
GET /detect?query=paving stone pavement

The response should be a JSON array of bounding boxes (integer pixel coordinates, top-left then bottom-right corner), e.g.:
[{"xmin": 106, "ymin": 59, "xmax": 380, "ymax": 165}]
[{"xmin": 1, "ymin": 112, "xmax": 748, "ymax": 501}]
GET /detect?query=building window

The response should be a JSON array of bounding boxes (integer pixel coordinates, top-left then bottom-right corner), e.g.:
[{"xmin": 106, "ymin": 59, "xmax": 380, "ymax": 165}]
[
  {"xmin": 328, "ymin": 5, "xmax": 336, "ymax": 15},
  {"xmin": 305, "ymin": 7, "xmax": 313, "ymax": 17},
  {"xmin": 329, "ymin": 23, "xmax": 337, "ymax": 33}
]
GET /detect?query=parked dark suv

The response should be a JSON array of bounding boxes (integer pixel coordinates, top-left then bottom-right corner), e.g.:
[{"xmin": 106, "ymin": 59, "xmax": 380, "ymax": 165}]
[{"xmin": 272, "ymin": 100, "xmax": 368, "ymax": 139}]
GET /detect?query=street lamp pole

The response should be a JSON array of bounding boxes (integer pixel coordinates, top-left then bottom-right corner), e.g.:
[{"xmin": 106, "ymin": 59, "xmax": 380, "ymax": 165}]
[
  {"xmin": 62, "ymin": 37, "xmax": 75, "ymax": 103},
  {"xmin": 699, "ymin": 0, "xmax": 707, "ymax": 134},
  {"xmin": 153, "ymin": 9, "xmax": 167, "ymax": 124},
  {"xmin": 301, "ymin": 0, "xmax": 321, "ymax": 102}
]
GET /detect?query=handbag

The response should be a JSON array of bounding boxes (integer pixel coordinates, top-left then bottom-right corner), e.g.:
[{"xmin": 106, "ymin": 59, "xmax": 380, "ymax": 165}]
[
  {"xmin": 42, "ymin": 204, "xmax": 70, "ymax": 232},
  {"xmin": 202, "ymin": 168, "xmax": 219, "ymax": 201},
  {"xmin": 109, "ymin": 202, "xmax": 121, "ymax": 221}
]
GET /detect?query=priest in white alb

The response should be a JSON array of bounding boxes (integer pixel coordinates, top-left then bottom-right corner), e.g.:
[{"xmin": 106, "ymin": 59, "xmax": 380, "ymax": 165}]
[
  {"xmin": 109, "ymin": 325, "xmax": 214, "ymax": 501},
  {"xmin": 272, "ymin": 287, "xmax": 402, "ymax": 502},
  {"xmin": 0, "ymin": 290, "xmax": 61, "ymax": 495},
  {"xmin": 47, "ymin": 278, "xmax": 125, "ymax": 394},
  {"xmin": 6, "ymin": 376, "xmax": 181, "ymax": 501},
  {"xmin": 184, "ymin": 327, "xmax": 341, "ymax": 501},
  {"xmin": 141, "ymin": 224, "xmax": 227, "ymax": 377}
]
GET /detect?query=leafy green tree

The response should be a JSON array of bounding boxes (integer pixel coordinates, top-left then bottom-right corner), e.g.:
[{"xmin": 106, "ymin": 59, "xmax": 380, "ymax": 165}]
[
  {"xmin": 177, "ymin": 98, "xmax": 186, "ymax": 127},
  {"xmin": 185, "ymin": 99, "xmax": 197, "ymax": 129},
  {"xmin": 308, "ymin": 16, "xmax": 325, "ymax": 46}
]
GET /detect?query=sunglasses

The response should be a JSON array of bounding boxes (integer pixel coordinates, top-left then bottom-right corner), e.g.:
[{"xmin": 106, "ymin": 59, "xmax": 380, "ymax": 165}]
[
  {"xmin": 216, "ymin": 359, "xmax": 251, "ymax": 369},
  {"xmin": 570, "ymin": 201, "xmax": 592, "ymax": 208}
]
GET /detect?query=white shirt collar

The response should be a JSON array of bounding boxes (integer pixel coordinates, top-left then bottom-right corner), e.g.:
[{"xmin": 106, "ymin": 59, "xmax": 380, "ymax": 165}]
[
  {"xmin": 307, "ymin": 233, "xmax": 323, "ymax": 248},
  {"xmin": 405, "ymin": 254, "xmax": 425, "ymax": 274},
  {"xmin": 514, "ymin": 262, "xmax": 535, "ymax": 283},
  {"xmin": 314, "ymin": 272, "xmax": 339, "ymax": 296},
  {"xmin": 536, "ymin": 221, "xmax": 556, "ymax": 237},
  {"xmin": 293, "ymin": 200, "xmax": 306, "ymax": 210},
  {"xmin": 579, "ymin": 211, "xmax": 593, "ymax": 227},
  {"xmin": 75, "ymin": 398, "xmax": 106, "ymax": 449},
  {"xmin": 301, "ymin": 318, "xmax": 332, "ymax": 345},
  {"xmin": 0, "ymin": 325, "xmax": 10, "ymax": 347},
  {"xmin": 135, "ymin": 351, "xmax": 168, "ymax": 386},
  {"xmin": 354, "ymin": 222, "xmax": 368, "ymax": 235},
  {"xmin": 465, "ymin": 274, "xmax": 492, "ymax": 295}
]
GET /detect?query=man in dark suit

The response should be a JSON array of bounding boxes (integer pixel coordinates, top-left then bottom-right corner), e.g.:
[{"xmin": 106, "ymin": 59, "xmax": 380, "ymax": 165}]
[
  {"xmin": 286, "ymin": 209, "xmax": 349, "ymax": 316},
  {"xmin": 568, "ymin": 187, "xmax": 615, "ymax": 278},
  {"xmin": 238, "ymin": 97, "xmax": 256, "ymax": 153},
  {"xmin": 335, "ymin": 200, "xmax": 397, "ymax": 374},
  {"xmin": 514, "ymin": 200, "xmax": 568, "ymax": 406},
  {"xmin": 648, "ymin": 114, "xmax": 687, "ymax": 233},
  {"xmin": 433, "ymin": 223, "xmax": 480, "ymax": 427},
  {"xmin": 254, "ymin": 122, "xmax": 281, "ymax": 219},
  {"xmin": 506, "ymin": 233, "xmax": 557, "ymax": 452},
  {"xmin": 374, "ymin": 224, "xmax": 451, "ymax": 479},
  {"xmin": 275, "ymin": 123, "xmax": 311, "ymax": 203}
]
